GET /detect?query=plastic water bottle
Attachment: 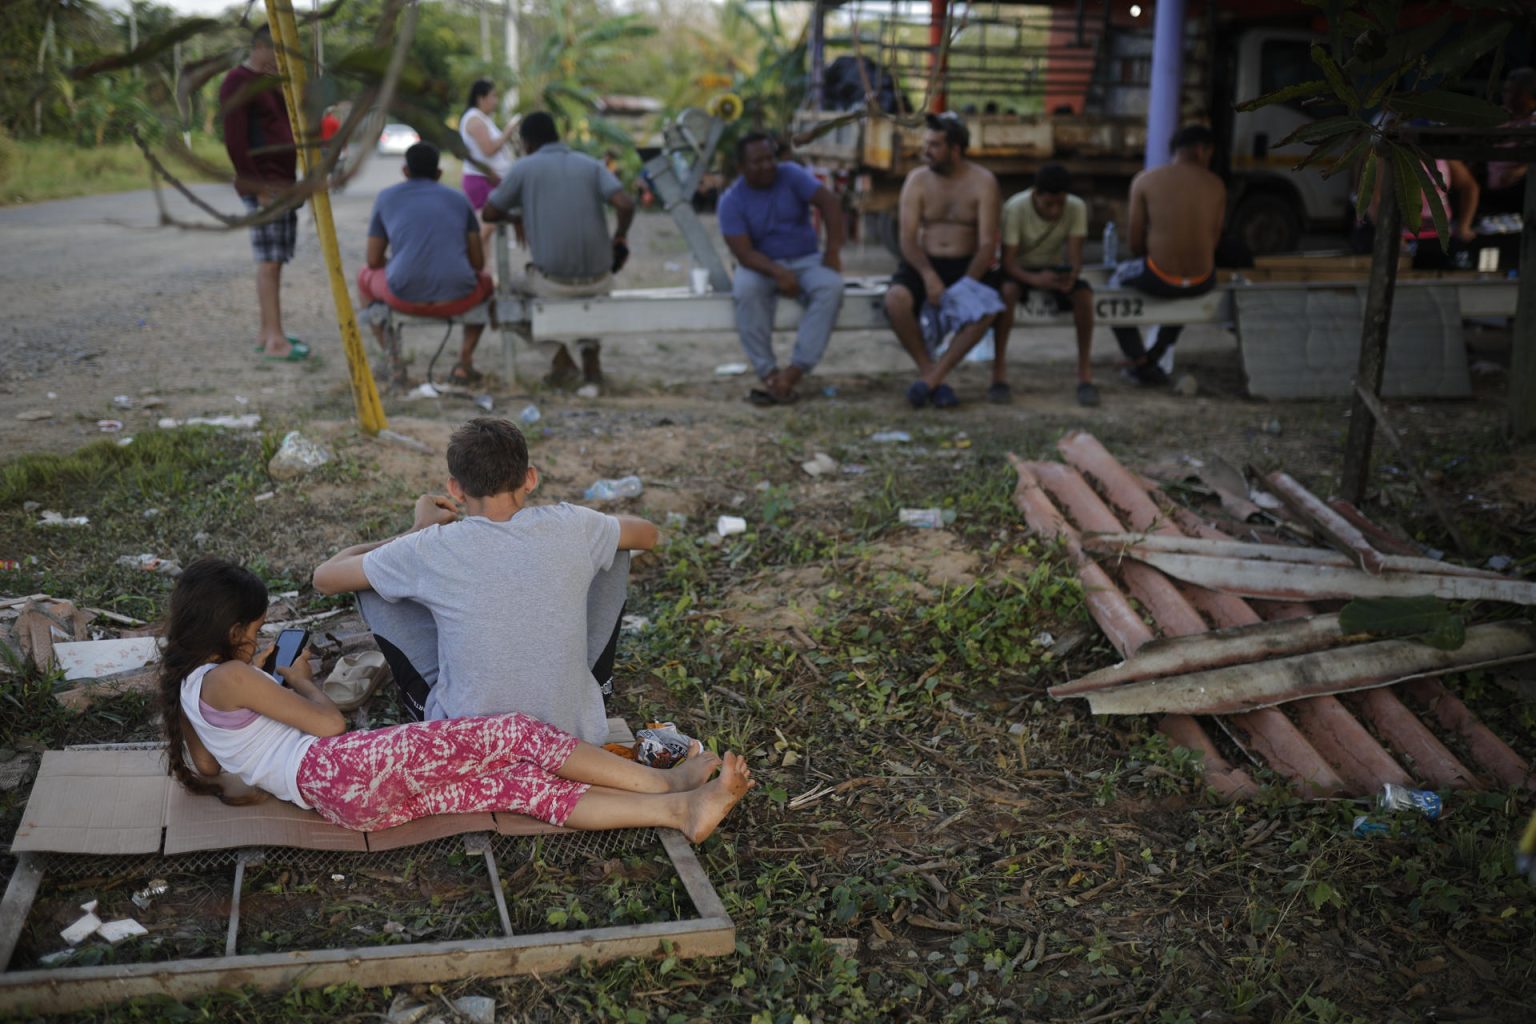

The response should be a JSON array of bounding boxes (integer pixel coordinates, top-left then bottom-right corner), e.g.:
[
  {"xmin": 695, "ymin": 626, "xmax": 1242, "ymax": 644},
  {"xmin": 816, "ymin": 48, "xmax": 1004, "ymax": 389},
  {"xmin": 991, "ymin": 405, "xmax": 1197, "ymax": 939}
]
[
  {"xmin": 583, "ymin": 475, "xmax": 643, "ymax": 501},
  {"xmin": 1102, "ymin": 221, "xmax": 1119, "ymax": 269},
  {"xmin": 898, "ymin": 507, "xmax": 957, "ymax": 528},
  {"xmin": 1379, "ymin": 783, "xmax": 1442, "ymax": 820}
]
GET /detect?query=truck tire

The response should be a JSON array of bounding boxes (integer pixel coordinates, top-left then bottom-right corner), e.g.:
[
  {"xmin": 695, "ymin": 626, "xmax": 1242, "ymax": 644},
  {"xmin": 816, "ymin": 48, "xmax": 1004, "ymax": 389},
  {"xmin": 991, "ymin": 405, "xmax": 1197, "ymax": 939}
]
[
  {"xmin": 866, "ymin": 210, "xmax": 902, "ymax": 258},
  {"xmin": 1231, "ymin": 193, "xmax": 1303, "ymax": 256}
]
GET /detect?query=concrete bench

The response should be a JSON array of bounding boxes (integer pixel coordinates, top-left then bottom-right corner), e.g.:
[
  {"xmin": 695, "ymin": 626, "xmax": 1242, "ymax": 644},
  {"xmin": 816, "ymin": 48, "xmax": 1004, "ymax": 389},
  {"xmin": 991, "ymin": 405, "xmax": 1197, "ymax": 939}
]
[{"xmin": 455, "ymin": 227, "xmax": 1520, "ymax": 398}]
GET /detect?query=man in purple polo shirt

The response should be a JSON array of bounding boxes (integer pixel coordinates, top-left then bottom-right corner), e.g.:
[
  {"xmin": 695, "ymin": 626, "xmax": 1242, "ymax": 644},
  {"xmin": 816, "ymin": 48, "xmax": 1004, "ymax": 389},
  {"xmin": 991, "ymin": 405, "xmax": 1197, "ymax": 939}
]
[{"xmin": 717, "ymin": 133, "xmax": 846, "ymax": 405}]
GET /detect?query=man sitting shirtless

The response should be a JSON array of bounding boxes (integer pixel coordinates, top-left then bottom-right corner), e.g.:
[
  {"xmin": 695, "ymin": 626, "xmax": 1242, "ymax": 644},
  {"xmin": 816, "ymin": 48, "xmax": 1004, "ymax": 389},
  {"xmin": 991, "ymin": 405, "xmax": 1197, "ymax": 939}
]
[
  {"xmin": 884, "ymin": 112, "xmax": 1011, "ymax": 409},
  {"xmin": 1110, "ymin": 124, "xmax": 1226, "ymax": 386}
]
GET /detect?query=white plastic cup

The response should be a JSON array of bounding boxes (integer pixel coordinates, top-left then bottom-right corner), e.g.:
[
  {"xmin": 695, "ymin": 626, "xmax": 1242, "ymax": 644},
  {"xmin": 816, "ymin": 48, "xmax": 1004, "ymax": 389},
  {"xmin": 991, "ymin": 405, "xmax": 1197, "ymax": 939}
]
[
  {"xmin": 690, "ymin": 267, "xmax": 711, "ymax": 294},
  {"xmin": 716, "ymin": 515, "xmax": 747, "ymax": 536}
]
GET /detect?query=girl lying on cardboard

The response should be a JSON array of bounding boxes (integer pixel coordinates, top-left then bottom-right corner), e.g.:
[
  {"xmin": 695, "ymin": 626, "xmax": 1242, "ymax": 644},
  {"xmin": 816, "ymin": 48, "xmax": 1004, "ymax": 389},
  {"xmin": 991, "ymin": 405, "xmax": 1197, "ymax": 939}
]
[{"xmin": 158, "ymin": 557, "xmax": 752, "ymax": 842}]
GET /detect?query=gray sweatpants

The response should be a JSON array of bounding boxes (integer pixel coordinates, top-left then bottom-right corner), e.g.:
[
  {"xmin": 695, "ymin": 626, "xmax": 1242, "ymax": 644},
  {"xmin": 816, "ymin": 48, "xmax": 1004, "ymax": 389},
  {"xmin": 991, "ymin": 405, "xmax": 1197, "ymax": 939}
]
[{"xmin": 732, "ymin": 252, "xmax": 843, "ymax": 379}]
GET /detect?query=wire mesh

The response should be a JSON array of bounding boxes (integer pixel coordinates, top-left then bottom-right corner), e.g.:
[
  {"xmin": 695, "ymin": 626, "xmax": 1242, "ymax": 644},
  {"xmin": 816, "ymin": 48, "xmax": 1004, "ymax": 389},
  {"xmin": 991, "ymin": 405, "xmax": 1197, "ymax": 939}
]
[
  {"xmin": 491, "ymin": 827, "xmax": 658, "ymax": 868},
  {"xmin": 489, "ymin": 828, "xmax": 691, "ymax": 937},
  {"xmin": 9, "ymin": 828, "xmax": 700, "ymax": 973}
]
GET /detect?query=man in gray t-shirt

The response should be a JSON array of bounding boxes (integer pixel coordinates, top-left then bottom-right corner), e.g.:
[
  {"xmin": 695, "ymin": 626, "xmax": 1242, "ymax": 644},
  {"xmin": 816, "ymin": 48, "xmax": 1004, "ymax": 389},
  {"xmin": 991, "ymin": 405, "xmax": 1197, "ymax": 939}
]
[
  {"xmin": 313, "ymin": 418, "xmax": 658, "ymax": 744},
  {"xmin": 482, "ymin": 111, "xmax": 635, "ymax": 394}
]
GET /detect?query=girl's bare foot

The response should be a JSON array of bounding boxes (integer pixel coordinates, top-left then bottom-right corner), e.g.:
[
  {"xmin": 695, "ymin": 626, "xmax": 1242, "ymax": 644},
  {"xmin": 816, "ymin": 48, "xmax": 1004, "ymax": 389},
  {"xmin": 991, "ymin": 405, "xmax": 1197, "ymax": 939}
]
[
  {"xmin": 681, "ymin": 752, "xmax": 754, "ymax": 843},
  {"xmin": 668, "ymin": 740, "xmax": 722, "ymax": 792}
]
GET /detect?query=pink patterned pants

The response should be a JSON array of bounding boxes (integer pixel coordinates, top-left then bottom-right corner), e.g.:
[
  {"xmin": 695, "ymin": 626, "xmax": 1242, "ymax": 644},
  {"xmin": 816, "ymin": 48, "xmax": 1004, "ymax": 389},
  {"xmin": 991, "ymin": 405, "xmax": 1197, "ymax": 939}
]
[{"xmin": 295, "ymin": 713, "xmax": 588, "ymax": 831}]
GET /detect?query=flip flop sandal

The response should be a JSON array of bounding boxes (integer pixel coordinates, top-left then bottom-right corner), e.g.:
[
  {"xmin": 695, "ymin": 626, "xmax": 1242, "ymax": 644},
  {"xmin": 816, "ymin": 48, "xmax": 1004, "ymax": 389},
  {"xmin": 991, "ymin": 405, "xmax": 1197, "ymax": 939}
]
[
  {"xmin": 322, "ymin": 651, "xmax": 390, "ymax": 711},
  {"xmin": 748, "ymin": 388, "xmax": 802, "ymax": 407},
  {"xmin": 261, "ymin": 340, "xmax": 310, "ymax": 362},
  {"xmin": 449, "ymin": 363, "xmax": 484, "ymax": 385},
  {"xmin": 253, "ymin": 335, "xmax": 306, "ymax": 353}
]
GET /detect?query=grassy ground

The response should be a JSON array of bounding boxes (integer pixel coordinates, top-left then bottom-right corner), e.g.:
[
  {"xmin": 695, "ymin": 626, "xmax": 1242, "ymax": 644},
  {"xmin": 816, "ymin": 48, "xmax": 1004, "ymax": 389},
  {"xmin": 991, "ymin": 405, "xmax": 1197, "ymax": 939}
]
[
  {"xmin": 1, "ymin": 398, "xmax": 1533, "ymax": 1023},
  {"xmin": 0, "ymin": 136, "xmax": 233, "ymax": 206}
]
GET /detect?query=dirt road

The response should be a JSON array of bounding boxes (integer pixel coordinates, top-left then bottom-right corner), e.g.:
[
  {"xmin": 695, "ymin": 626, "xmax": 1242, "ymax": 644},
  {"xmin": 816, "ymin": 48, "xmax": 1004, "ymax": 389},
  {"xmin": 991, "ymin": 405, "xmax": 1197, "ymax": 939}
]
[{"xmin": 2, "ymin": 152, "xmax": 1251, "ymax": 457}]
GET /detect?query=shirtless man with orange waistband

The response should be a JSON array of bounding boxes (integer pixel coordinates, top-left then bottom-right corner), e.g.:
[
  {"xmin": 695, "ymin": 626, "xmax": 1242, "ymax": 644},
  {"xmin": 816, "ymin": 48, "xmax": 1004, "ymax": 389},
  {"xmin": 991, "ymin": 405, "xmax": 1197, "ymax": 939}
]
[
  {"xmin": 884, "ymin": 112, "xmax": 1011, "ymax": 409},
  {"xmin": 1110, "ymin": 124, "xmax": 1226, "ymax": 386}
]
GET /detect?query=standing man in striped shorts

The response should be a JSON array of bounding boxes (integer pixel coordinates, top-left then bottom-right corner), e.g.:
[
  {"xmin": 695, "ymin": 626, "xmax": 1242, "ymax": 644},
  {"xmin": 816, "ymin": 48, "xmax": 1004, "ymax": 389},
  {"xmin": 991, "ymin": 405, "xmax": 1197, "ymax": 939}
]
[{"xmin": 219, "ymin": 24, "xmax": 307, "ymax": 361}]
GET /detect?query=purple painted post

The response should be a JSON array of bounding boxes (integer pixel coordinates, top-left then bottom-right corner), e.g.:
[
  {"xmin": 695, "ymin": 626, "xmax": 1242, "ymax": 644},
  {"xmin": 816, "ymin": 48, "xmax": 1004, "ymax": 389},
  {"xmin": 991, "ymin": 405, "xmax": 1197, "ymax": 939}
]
[
  {"xmin": 810, "ymin": 1, "xmax": 826, "ymax": 111},
  {"xmin": 1143, "ymin": 0, "xmax": 1187, "ymax": 169}
]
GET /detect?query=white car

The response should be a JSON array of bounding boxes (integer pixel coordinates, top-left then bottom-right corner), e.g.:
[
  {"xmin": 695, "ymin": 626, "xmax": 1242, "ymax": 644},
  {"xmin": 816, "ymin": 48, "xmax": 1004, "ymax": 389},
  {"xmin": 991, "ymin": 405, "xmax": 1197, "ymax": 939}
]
[{"xmin": 377, "ymin": 123, "xmax": 420, "ymax": 155}]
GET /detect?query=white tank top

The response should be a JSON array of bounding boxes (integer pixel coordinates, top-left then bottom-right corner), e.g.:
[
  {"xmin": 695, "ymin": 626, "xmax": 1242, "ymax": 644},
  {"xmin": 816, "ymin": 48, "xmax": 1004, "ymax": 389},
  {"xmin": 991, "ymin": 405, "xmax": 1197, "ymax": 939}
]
[
  {"xmin": 180, "ymin": 662, "xmax": 318, "ymax": 808},
  {"xmin": 460, "ymin": 107, "xmax": 513, "ymax": 180}
]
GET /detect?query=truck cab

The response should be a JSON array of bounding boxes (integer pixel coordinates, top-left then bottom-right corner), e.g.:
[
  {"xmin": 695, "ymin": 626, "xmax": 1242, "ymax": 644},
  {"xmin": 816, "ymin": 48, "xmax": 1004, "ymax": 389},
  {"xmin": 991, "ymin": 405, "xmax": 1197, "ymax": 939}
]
[{"xmin": 1219, "ymin": 28, "xmax": 1353, "ymax": 253}]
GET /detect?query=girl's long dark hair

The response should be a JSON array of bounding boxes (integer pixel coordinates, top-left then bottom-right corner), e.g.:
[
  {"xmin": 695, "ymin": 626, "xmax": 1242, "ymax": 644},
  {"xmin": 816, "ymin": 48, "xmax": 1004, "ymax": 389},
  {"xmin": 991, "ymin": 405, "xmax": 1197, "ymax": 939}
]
[
  {"xmin": 159, "ymin": 557, "xmax": 270, "ymax": 804},
  {"xmin": 465, "ymin": 78, "xmax": 495, "ymax": 116}
]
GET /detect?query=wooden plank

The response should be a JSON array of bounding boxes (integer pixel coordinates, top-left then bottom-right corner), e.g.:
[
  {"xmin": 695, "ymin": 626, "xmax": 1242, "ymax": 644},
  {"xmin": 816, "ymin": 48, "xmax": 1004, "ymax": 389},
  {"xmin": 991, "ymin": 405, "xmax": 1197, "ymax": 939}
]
[
  {"xmin": 1082, "ymin": 532, "xmax": 1502, "ymax": 580},
  {"xmin": 225, "ymin": 854, "xmax": 251, "ymax": 957},
  {"xmin": 1110, "ymin": 549, "xmax": 1536, "ymax": 604},
  {"xmin": 1263, "ymin": 470, "xmax": 1386, "ymax": 575},
  {"xmin": 1082, "ymin": 623, "xmax": 1536, "ymax": 716},
  {"xmin": 659, "ymin": 829, "xmax": 728, "ymax": 921},
  {"xmin": 0, "ymin": 916, "xmax": 737, "ymax": 1016},
  {"xmin": 1053, "ymin": 614, "xmax": 1347, "ymax": 697},
  {"xmin": 0, "ymin": 854, "xmax": 44, "ymax": 971}
]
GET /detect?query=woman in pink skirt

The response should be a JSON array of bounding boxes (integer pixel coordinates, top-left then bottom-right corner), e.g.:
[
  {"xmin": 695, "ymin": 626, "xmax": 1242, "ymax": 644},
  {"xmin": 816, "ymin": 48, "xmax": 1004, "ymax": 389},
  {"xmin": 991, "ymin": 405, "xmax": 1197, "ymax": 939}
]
[
  {"xmin": 460, "ymin": 80, "xmax": 519, "ymax": 258},
  {"xmin": 159, "ymin": 558, "xmax": 751, "ymax": 840}
]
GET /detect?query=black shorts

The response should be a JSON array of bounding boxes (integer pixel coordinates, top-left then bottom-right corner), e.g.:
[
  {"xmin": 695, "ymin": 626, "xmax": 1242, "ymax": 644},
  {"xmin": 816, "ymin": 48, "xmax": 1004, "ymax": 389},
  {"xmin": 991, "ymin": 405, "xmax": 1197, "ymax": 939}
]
[
  {"xmin": 1012, "ymin": 269, "xmax": 1092, "ymax": 312},
  {"xmin": 891, "ymin": 255, "xmax": 1003, "ymax": 300}
]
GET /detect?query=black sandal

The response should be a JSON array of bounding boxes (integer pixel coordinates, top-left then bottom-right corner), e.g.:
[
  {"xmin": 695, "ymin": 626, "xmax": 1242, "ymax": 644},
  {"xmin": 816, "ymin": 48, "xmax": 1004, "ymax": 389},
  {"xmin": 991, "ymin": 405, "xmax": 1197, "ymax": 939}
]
[{"xmin": 449, "ymin": 363, "xmax": 484, "ymax": 386}]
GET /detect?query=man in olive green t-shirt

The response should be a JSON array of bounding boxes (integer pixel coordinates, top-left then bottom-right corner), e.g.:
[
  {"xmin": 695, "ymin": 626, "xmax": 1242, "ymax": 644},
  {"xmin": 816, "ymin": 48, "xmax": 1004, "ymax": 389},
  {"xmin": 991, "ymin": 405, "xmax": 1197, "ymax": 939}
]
[{"xmin": 998, "ymin": 163, "xmax": 1098, "ymax": 407}]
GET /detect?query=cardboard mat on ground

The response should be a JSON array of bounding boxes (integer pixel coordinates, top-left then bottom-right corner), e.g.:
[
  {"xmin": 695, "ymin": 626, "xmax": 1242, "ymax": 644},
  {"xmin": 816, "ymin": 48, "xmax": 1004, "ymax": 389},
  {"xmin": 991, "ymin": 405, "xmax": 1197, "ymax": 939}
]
[{"xmin": 1, "ymin": 721, "xmax": 736, "ymax": 1016}]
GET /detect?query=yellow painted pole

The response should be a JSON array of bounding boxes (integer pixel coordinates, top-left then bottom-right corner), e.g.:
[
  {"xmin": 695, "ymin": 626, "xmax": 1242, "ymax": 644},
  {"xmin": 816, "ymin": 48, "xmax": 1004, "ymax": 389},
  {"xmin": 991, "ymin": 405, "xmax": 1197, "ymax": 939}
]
[{"xmin": 265, "ymin": 0, "xmax": 388, "ymax": 435}]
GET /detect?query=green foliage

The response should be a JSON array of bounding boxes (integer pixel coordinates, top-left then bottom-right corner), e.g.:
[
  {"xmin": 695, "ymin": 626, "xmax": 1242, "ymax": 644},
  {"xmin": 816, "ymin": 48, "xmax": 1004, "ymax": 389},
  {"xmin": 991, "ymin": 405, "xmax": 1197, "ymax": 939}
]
[
  {"xmin": 4, "ymin": 402, "xmax": 1534, "ymax": 1021},
  {"xmin": 1238, "ymin": 0, "xmax": 1522, "ymax": 250},
  {"xmin": 0, "ymin": 123, "xmax": 15, "ymax": 190},
  {"xmin": 713, "ymin": 0, "xmax": 807, "ymax": 159},
  {"xmin": 1337, "ymin": 595, "xmax": 1467, "ymax": 649}
]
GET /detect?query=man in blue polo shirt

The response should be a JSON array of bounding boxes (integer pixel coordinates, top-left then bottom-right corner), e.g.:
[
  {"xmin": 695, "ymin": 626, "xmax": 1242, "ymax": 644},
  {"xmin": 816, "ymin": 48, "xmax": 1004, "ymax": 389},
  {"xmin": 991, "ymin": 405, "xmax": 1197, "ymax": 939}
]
[
  {"xmin": 357, "ymin": 143, "xmax": 494, "ymax": 386},
  {"xmin": 717, "ymin": 133, "xmax": 846, "ymax": 405}
]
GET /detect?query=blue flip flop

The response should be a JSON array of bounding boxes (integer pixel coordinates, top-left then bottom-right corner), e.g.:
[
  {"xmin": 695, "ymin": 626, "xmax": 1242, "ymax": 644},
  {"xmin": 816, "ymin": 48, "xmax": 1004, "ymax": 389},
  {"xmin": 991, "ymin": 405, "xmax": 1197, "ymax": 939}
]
[
  {"xmin": 906, "ymin": 380, "xmax": 931, "ymax": 408},
  {"xmin": 931, "ymin": 383, "xmax": 960, "ymax": 408}
]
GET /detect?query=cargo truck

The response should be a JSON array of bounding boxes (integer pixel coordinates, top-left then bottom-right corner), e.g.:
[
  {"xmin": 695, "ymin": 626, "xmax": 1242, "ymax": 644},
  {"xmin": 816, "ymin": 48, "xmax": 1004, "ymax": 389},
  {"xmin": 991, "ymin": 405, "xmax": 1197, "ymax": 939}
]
[{"xmin": 792, "ymin": 0, "xmax": 1356, "ymax": 255}]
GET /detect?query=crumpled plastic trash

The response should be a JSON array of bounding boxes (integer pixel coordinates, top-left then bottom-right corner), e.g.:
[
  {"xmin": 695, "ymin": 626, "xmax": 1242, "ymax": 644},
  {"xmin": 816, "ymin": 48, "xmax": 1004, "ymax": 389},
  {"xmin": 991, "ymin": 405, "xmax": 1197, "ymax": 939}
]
[
  {"xmin": 38, "ymin": 511, "xmax": 89, "ymax": 528},
  {"xmin": 97, "ymin": 919, "xmax": 149, "ymax": 944},
  {"xmin": 116, "ymin": 553, "xmax": 182, "ymax": 577},
  {"xmin": 157, "ymin": 414, "xmax": 261, "ymax": 430},
  {"xmin": 870, "ymin": 430, "xmax": 912, "ymax": 444},
  {"xmin": 801, "ymin": 452, "xmax": 838, "ymax": 477},
  {"xmin": 267, "ymin": 431, "xmax": 333, "ymax": 481}
]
